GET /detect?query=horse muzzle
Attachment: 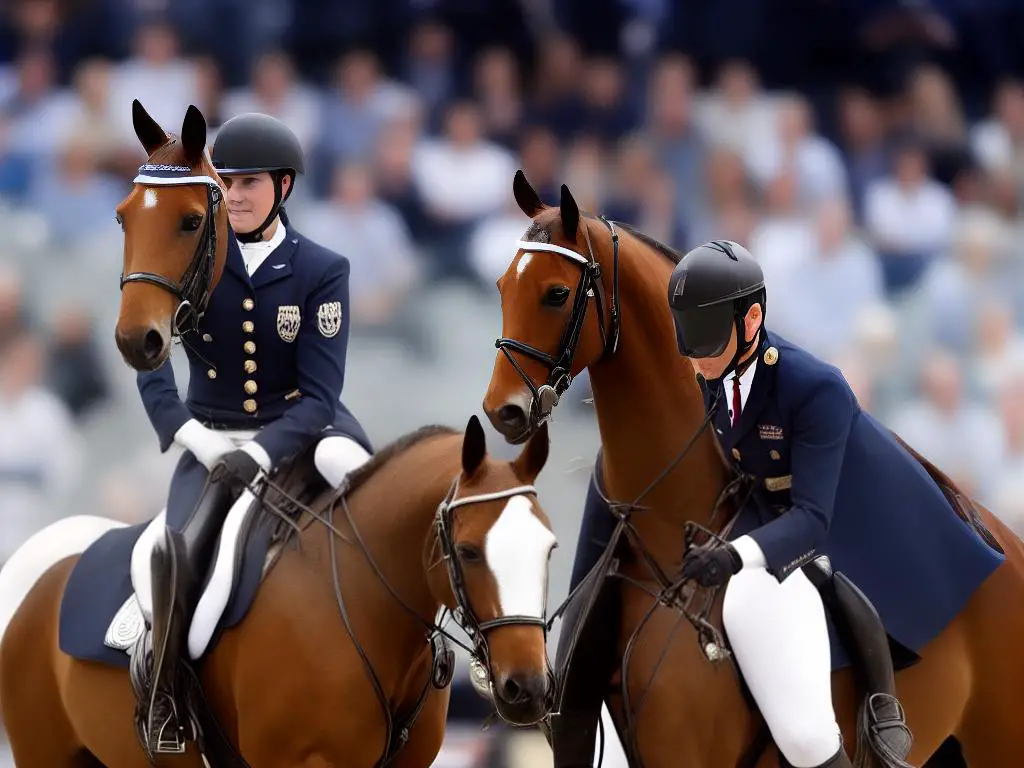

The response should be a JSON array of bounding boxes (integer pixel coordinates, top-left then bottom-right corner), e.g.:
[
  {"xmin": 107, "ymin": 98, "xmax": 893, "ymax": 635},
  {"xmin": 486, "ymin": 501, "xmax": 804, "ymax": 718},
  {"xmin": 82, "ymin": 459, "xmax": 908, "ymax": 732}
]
[
  {"xmin": 115, "ymin": 324, "xmax": 170, "ymax": 371},
  {"xmin": 492, "ymin": 669, "xmax": 551, "ymax": 726}
]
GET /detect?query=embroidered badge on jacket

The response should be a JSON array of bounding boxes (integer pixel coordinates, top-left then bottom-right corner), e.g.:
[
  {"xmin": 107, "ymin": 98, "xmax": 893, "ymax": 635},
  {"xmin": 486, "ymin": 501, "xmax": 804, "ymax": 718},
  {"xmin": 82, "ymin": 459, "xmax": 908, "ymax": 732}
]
[
  {"xmin": 277, "ymin": 305, "xmax": 301, "ymax": 343},
  {"xmin": 317, "ymin": 301, "xmax": 342, "ymax": 338},
  {"xmin": 758, "ymin": 424, "xmax": 784, "ymax": 441}
]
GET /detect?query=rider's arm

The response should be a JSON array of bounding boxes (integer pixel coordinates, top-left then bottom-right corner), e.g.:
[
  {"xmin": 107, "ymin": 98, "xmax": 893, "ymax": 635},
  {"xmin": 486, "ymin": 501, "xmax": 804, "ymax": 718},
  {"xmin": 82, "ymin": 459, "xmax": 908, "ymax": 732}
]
[
  {"xmin": 743, "ymin": 369, "xmax": 856, "ymax": 582},
  {"xmin": 250, "ymin": 255, "xmax": 351, "ymax": 467},
  {"xmin": 137, "ymin": 359, "xmax": 193, "ymax": 452}
]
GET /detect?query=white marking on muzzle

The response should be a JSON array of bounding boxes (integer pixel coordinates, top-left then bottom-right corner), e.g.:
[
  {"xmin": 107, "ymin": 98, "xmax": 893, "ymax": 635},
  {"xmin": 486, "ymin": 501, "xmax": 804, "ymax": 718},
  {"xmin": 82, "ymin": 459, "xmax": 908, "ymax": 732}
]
[
  {"xmin": 143, "ymin": 188, "xmax": 158, "ymax": 208},
  {"xmin": 485, "ymin": 495, "xmax": 556, "ymax": 619}
]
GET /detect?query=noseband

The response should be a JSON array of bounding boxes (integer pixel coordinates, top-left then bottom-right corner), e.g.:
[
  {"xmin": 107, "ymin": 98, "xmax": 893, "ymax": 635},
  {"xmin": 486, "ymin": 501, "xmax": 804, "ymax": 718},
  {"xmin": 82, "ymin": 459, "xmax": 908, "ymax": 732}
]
[
  {"xmin": 434, "ymin": 478, "xmax": 546, "ymax": 645},
  {"xmin": 119, "ymin": 163, "xmax": 223, "ymax": 335},
  {"xmin": 495, "ymin": 216, "xmax": 621, "ymax": 428}
]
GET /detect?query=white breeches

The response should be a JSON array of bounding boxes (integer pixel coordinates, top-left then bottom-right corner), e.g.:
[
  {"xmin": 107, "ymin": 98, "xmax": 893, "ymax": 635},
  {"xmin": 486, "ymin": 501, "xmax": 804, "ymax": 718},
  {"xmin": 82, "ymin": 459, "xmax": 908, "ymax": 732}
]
[
  {"xmin": 314, "ymin": 435, "xmax": 372, "ymax": 489},
  {"xmin": 722, "ymin": 567, "xmax": 841, "ymax": 767}
]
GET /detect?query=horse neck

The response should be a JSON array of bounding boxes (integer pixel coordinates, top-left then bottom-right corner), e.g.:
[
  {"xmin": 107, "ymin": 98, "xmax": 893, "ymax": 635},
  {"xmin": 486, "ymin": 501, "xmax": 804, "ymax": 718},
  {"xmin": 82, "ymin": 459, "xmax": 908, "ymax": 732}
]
[
  {"xmin": 587, "ymin": 235, "xmax": 730, "ymax": 540},
  {"xmin": 308, "ymin": 441, "xmax": 460, "ymax": 662}
]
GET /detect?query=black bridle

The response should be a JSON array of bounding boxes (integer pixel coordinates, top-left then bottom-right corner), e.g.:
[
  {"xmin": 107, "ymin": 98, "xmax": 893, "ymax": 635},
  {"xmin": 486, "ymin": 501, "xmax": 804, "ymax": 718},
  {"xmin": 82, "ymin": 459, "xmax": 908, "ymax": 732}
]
[
  {"xmin": 432, "ymin": 478, "xmax": 550, "ymax": 646},
  {"xmin": 119, "ymin": 163, "xmax": 223, "ymax": 335},
  {"xmin": 495, "ymin": 216, "xmax": 621, "ymax": 430}
]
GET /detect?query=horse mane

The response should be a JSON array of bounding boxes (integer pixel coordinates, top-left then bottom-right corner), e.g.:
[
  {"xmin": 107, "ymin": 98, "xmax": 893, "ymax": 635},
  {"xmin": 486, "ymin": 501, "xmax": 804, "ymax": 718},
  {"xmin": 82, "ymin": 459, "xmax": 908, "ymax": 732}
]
[
  {"xmin": 524, "ymin": 215, "xmax": 684, "ymax": 266},
  {"xmin": 343, "ymin": 424, "xmax": 459, "ymax": 496}
]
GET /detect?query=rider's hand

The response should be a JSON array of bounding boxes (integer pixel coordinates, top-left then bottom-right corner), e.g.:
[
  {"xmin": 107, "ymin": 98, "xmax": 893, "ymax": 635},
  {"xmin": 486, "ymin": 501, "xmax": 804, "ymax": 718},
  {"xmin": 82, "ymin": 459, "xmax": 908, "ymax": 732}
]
[
  {"xmin": 214, "ymin": 448, "xmax": 264, "ymax": 489},
  {"xmin": 680, "ymin": 542, "xmax": 743, "ymax": 587},
  {"xmin": 173, "ymin": 419, "xmax": 235, "ymax": 470}
]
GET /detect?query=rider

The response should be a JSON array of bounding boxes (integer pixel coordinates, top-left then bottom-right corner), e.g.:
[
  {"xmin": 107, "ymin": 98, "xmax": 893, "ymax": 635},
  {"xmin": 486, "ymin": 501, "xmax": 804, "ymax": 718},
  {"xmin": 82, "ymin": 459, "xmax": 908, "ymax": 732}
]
[
  {"xmin": 135, "ymin": 112, "xmax": 374, "ymax": 753},
  {"xmin": 657, "ymin": 240, "xmax": 1004, "ymax": 768}
]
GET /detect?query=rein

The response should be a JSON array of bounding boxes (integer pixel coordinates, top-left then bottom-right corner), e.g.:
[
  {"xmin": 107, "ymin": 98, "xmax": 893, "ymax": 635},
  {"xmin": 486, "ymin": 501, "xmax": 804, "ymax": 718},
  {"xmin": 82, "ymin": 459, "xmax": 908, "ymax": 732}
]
[
  {"xmin": 495, "ymin": 216, "xmax": 621, "ymax": 432},
  {"xmin": 245, "ymin": 469, "xmax": 549, "ymax": 763}
]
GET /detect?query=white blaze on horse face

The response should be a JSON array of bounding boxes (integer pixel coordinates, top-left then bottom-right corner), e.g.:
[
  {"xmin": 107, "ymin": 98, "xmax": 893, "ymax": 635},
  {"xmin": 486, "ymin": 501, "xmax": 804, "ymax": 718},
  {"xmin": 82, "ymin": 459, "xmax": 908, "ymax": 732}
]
[
  {"xmin": 485, "ymin": 495, "xmax": 556, "ymax": 620},
  {"xmin": 515, "ymin": 251, "xmax": 534, "ymax": 278},
  {"xmin": 143, "ymin": 189, "xmax": 158, "ymax": 209}
]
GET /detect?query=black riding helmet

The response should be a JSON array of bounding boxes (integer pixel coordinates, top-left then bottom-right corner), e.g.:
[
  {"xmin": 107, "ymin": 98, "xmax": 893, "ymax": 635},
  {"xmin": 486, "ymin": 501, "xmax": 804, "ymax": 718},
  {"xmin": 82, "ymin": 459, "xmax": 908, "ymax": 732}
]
[
  {"xmin": 212, "ymin": 113, "xmax": 305, "ymax": 242},
  {"xmin": 667, "ymin": 240, "xmax": 766, "ymax": 376}
]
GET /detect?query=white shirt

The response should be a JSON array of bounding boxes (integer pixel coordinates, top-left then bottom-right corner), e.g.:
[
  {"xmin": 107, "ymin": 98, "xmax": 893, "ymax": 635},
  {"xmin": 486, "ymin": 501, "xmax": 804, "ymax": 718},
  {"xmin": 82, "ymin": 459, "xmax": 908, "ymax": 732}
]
[
  {"xmin": 722, "ymin": 354, "xmax": 767, "ymax": 570},
  {"xmin": 238, "ymin": 222, "xmax": 287, "ymax": 277}
]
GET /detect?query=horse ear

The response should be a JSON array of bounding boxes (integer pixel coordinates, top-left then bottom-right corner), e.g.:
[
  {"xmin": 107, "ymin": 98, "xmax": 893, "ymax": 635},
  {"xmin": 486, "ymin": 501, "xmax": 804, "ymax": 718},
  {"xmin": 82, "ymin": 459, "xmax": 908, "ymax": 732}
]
[
  {"xmin": 180, "ymin": 104, "xmax": 208, "ymax": 166},
  {"xmin": 513, "ymin": 169, "xmax": 545, "ymax": 217},
  {"xmin": 462, "ymin": 415, "xmax": 487, "ymax": 478},
  {"xmin": 132, "ymin": 99, "xmax": 168, "ymax": 155},
  {"xmin": 512, "ymin": 421, "xmax": 549, "ymax": 483},
  {"xmin": 560, "ymin": 184, "xmax": 579, "ymax": 242}
]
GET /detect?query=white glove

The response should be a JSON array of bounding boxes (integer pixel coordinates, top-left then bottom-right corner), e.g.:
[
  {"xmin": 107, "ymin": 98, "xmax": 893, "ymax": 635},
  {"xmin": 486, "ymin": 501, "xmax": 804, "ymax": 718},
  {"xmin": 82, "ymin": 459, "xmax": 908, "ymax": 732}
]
[{"xmin": 173, "ymin": 419, "xmax": 236, "ymax": 470}]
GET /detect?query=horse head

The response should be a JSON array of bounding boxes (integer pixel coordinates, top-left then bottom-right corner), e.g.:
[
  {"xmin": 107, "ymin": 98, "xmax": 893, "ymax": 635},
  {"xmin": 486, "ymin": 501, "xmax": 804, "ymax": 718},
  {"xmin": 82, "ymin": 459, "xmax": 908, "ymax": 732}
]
[
  {"xmin": 426, "ymin": 415, "xmax": 556, "ymax": 725},
  {"xmin": 484, "ymin": 170, "xmax": 619, "ymax": 442},
  {"xmin": 114, "ymin": 100, "xmax": 229, "ymax": 371}
]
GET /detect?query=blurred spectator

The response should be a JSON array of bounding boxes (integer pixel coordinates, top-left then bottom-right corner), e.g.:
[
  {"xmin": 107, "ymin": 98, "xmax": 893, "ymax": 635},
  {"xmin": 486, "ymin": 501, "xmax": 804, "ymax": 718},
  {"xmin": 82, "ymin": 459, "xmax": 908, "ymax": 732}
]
[
  {"xmin": 970, "ymin": 77, "xmax": 1024, "ymax": 182},
  {"xmin": 0, "ymin": 265, "xmax": 29, "ymax": 354},
  {"xmin": 516, "ymin": 125, "xmax": 560, "ymax": 205},
  {"xmin": 57, "ymin": 57, "xmax": 138, "ymax": 178},
  {"xmin": 222, "ymin": 50, "xmax": 319, "ymax": 153},
  {"xmin": 749, "ymin": 169, "xmax": 815, "ymax": 292},
  {"xmin": 971, "ymin": 299, "xmax": 1024, "ymax": 401},
  {"xmin": 44, "ymin": 303, "xmax": 110, "ymax": 419},
  {"xmin": 315, "ymin": 49, "xmax": 418, "ymax": 194},
  {"xmin": 863, "ymin": 138, "xmax": 956, "ymax": 295},
  {"xmin": 402, "ymin": 19, "xmax": 456, "ymax": 133},
  {"xmin": 411, "ymin": 99, "xmax": 517, "ymax": 282},
  {"xmin": 297, "ymin": 163, "xmax": 419, "ymax": 338},
  {"xmin": 692, "ymin": 60, "xmax": 778, "ymax": 162},
  {"xmin": 770, "ymin": 198, "xmax": 884, "ymax": 360},
  {"xmin": 746, "ymin": 93, "xmax": 848, "ymax": 209},
  {"xmin": 889, "ymin": 349, "xmax": 1006, "ymax": 503},
  {"xmin": 836, "ymin": 87, "xmax": 891, "ymax": 222},
  {"xmin": 528, "ymin": 34, "xmax": 585, "ymax": 142},
  {"xmin": 107, "ymin": 19, "xmax": 199, "ymax": 145},
  {"xmin": 911, "ymin": 206, "xmax": 1012, "ymax": 355},
  {"xmin": 578, "ymin": 57, "xmax": 636, "ymax": 145},
  {"xmin": 0, "ymin": 330, "xmax": 81, "ymax": 564},
  {"xmin": 688, "ymin": 145, "xmax": 757, "ymax": 248},
  {"xmin": 644, "ymin": 53, "xmax": 703, "ymax": 238},
  {"xmin": 26, "ymin": 135, "xmax": 125, "ymax": 246},
  {"xmin": 472, "ymin": 46, "xmax": 524, "ymax": 151},
  {"xmin": 372, "ymin": 112, "xmax": 431, "ymax": 242},
  {"xmin": 901, "ymin": 64, "xmax": 972, "ymax": 189}
]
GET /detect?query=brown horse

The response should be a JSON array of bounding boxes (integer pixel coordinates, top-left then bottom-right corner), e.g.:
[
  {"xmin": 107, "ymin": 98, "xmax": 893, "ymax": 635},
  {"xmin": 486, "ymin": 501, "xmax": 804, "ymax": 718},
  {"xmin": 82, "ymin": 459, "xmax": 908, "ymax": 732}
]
[
  {"xmin": 481, "ymin": 170, "xmax": 1024, "ymax": 767},
  {"xmin": 0, "ymin": 102, "xmax": 559, "ymax": 768},
  {"xmin": 0, "ymin": 413, "xmax": 557, "ymax": 767}
]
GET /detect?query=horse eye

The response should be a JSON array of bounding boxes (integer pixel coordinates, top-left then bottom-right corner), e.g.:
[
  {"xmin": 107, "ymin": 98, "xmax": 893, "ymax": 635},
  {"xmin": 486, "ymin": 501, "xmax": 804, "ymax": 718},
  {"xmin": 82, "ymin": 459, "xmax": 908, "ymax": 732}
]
[
  {"xmin": 456, "ymin": 544, "xmax": 484, "ymax": 564},
  {"xmin": 543, "ymin": 286, "xmax": 571, "ymax": 307},
  {"xmin": 181, "ymin": 214, "xmax": 203, "ymax": 232}
]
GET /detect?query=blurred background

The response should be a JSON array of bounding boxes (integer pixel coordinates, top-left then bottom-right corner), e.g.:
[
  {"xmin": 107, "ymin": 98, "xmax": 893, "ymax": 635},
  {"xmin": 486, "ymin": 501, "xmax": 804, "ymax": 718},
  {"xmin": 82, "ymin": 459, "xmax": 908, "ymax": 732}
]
[{"xmin": 3, "ymin": 0, "xmax": 1024, "ymax": 764}]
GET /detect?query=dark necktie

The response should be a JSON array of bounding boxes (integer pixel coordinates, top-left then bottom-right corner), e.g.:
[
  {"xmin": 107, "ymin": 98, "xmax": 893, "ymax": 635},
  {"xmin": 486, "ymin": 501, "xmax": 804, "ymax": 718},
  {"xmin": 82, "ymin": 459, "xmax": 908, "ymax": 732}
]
[{"xmin": 731, "ymin": 375, "xmax": 742, "ymax": 428}]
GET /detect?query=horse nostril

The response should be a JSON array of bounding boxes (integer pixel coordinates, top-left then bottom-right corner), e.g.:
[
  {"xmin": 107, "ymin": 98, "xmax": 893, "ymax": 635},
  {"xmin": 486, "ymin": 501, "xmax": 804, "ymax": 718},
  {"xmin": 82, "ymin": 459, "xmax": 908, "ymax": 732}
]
[
  {"xmin": 143, "ymin": 328, "xmax": 165, "ymax": 362},
  {"xmin": 500, "ymin": 675, "xmax": 525, "ymax": 704},
  {"xmin": 497, "ymin": 405, "xmax": 526, "ymax": 430}
]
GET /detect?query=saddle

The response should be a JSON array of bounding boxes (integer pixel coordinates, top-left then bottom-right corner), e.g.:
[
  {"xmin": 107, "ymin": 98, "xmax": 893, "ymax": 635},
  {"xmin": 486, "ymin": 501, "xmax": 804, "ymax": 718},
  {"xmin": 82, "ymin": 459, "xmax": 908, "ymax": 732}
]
[{"xmin": 136, "ymin": 447, "xmax": 326, "ymax": 765}]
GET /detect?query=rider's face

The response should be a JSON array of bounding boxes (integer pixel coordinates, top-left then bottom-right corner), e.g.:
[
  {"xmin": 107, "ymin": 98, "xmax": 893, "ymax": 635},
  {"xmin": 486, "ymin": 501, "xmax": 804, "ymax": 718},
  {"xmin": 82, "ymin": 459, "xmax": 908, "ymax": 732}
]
[{"xmin": 223, "ymin": 172, "xmax": 290, "ymax": 234}]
